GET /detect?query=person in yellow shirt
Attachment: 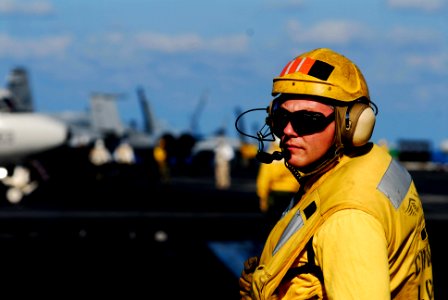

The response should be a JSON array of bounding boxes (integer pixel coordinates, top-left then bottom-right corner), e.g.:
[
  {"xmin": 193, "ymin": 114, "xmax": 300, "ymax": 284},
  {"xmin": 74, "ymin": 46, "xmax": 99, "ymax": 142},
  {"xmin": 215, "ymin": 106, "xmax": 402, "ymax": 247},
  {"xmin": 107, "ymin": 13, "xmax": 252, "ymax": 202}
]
[
  {"xmin": 153, "ymin": 134, "xmax": 171, "ymax": 183},
  {"xmin": 237, "ymin": 48, "xmax": 433, "ymax": 299},
  {"xmin": 256, "ymin": 139, "xmax": 299, "ymax": 227}
]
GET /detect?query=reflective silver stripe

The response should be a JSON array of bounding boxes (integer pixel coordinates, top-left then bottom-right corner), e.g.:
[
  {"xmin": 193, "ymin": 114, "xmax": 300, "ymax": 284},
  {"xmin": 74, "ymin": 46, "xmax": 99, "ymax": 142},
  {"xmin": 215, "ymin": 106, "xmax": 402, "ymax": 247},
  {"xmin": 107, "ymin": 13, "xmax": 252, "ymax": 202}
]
[
  {"xmin": 273, "ymin": 210, "xmax": 304, "ymax": 256},
  {"xmin": 377, "ymin": 159, "xmax": 412, "ymax": 209},
  {"xmin": 280, "ymin": 198, "xmax": 295, "ymax": 219}
]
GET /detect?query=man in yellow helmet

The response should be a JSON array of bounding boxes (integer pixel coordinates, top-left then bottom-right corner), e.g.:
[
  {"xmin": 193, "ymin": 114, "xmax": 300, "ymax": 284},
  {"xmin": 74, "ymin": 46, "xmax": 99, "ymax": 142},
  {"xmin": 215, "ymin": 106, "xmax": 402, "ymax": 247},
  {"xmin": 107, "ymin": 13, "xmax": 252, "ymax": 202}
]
[{"xmin": 237, "ymin": 48, "xmax": 433, "ymax": 299}]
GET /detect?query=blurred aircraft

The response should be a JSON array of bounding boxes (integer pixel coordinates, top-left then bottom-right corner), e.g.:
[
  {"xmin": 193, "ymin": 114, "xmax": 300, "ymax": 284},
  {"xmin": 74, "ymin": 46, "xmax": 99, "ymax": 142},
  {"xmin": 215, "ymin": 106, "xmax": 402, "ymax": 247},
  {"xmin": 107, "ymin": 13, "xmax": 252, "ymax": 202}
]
[
  {"xmin": 190, "ymin": 92, "xmax": 241, "ymax": 156},
  {"xmin": 0, "ymin": 67, "xmax": 164, "ymax": 203},
  {"xmin": 0, "ymin": 67, "xmax": 70, "ymax": 203},
  {"xmin": 189, "ymin": 95, "xmax": 259, "ymax": 178},
  {"xmin": 50, "ymin": 87, "xmax": 160, "ymax": 151},
  {"xmin": 0, "ymin": 105, "xmax": 70, "ymax": 165},
  {"xmin": 4, "ymin": 64, "xmax": 164, "ymax": 151},
  {"xmin": 0, "ymin": 66, "xmax": 176, "ymax": 200}
]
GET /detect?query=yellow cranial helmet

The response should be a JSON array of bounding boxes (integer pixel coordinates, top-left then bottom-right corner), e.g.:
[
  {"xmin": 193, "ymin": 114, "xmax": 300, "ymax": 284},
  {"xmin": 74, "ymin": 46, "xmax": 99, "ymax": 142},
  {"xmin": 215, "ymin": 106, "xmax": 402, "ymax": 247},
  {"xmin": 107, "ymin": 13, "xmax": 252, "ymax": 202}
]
[
  {"xmin": 272, "ymin": 48, "xmax": 369, "ymax": 102},
  {"xmin": 270, "ymin": 48, "xmax": 376, "ymax": 148}
]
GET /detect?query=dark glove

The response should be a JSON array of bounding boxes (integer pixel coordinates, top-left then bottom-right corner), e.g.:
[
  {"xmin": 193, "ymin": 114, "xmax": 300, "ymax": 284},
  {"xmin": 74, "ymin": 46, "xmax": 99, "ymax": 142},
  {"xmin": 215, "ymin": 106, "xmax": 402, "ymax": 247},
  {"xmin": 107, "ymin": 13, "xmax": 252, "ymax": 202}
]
[{"xmin": 239, "ymin": 256, "xmax": 259, "ymax": 299}]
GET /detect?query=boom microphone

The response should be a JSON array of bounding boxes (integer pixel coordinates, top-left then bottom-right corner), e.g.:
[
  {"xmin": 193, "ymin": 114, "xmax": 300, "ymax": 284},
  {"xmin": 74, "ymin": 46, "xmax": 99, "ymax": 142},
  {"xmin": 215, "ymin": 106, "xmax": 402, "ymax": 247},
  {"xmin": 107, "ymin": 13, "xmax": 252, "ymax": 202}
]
[{"xmin": 256, "ymin": 151, "xmax": 283, "ymax": 164}]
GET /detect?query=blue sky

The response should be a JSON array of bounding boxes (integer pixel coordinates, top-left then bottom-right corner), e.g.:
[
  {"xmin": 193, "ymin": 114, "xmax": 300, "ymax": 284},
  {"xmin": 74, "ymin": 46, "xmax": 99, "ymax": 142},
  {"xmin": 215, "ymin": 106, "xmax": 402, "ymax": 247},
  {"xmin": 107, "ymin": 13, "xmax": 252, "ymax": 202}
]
[{"xmin": 1, "ymin": 0, "xmax": 447, "ymax": 150}]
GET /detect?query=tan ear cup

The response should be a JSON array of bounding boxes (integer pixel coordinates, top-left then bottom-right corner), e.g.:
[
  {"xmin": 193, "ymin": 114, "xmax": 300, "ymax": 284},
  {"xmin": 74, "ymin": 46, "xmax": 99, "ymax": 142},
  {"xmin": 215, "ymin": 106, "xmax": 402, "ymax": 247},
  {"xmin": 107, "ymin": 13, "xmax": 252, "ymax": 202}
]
[{"xmin": 344, "ymin": 103, "xmax": 376, "ymax": 147}]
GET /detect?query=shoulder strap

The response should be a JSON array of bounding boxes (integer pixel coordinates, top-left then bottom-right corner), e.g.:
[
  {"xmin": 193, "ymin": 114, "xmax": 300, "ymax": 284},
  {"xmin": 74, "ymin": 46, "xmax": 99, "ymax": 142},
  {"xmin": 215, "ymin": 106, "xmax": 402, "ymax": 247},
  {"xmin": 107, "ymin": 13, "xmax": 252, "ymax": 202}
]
[{"xmin": 282, "ymin": 236, "xmax": 324, "ymax": 283}]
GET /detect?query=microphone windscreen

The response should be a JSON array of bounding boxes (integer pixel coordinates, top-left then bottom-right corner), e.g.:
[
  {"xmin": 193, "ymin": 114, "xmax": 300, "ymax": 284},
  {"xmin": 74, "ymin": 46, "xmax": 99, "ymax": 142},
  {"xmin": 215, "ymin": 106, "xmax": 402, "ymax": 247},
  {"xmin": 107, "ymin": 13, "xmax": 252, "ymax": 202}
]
[
  {"xmin": 272, "ymin": 151, "xmax": 283, "ymax": 161},
  {"xmin": 256, "ymin": 151, "xmax": 274, "ymax": 164}
]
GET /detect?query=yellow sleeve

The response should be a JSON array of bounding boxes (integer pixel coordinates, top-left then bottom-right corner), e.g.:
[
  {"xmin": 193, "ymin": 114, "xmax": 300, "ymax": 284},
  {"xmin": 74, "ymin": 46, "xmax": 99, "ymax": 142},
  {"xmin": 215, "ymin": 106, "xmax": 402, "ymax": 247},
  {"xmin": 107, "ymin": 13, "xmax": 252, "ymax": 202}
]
[
  {"xmin": 314, "ymin": 209, "xmax": 390, "ymax": 300},
  {"xmin": 153, "ymin": 146, "xmax": 166, "ymax": 162},
  {"xmin": 256, "ymin": 163, "xmax": 271, "ymax": 212}
]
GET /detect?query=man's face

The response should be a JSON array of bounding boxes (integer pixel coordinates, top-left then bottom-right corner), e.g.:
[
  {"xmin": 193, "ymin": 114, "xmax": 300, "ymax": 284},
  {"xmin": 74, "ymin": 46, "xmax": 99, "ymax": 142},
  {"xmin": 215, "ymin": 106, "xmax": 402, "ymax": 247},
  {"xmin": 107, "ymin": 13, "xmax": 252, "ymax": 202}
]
[{"xmin": 277, "ymin": 99, "xmax": 335, "ymax": 169}]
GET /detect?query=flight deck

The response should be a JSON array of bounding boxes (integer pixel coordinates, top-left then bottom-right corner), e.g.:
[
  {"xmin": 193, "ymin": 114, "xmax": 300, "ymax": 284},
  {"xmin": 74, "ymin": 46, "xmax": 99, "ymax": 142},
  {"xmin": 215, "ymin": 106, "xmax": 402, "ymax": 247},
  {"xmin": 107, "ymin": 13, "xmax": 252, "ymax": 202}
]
[{"xmin": 0, "ymin": 160, "xmax": 446, "ymax": 299}]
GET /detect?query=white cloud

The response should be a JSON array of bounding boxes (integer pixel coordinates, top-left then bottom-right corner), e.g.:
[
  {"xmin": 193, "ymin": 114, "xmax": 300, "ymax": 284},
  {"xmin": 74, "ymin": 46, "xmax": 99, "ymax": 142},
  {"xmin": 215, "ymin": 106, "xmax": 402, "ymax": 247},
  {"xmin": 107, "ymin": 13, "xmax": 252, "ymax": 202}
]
[
  {"xmin": 134, "ymin": 33, "xmax": 203, "ymax": 53},
  {"xmin": 285, "ymin": 19, "xmax": 442, "ymax": 49},
  {"xmin": 2, "ymin": 30, "xmax": 248, "ymax": 63},
  {"xmin": 285, "ymin": 20, "xmax": 371, "ymax": 44},
  {"xmin": 386, "ymin": 26, "xmax": 441, "ymax": 46},
  {"xmin": 133, "ymin": 32, "xmax": 249, "ymax": 54},
  {"xmin": 207, "ymin": 35, "xmax": 249, "ymax": 54},
  {"xmin": 0, "ymin": 0, "xmax": 53, "ymax": 15},
  {"xmin": 103, "ymin": 32, "xmax": 126, "ymax": 45},
  {"xmin": 387, "ymin": 0, "xmax": 445, "ymax": 11},
  {"xmin": 0, "ymin": 33, "xmax": 71, "ymax": 58},
  {"xmin": 405, "ymin": 53, "xmax": 448, "ymax": 74},
  {"xmin": 266, "ymin": 0, "xmax": 305, "ymax": 9}
]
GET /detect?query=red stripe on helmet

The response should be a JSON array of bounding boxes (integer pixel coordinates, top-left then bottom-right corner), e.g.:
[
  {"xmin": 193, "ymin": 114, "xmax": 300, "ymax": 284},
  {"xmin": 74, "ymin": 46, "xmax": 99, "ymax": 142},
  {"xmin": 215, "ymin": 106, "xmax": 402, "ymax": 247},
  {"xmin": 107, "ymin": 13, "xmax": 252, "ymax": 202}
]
[
  {"xmin": 298, "ymin": 57, "xmax": 316, "ymax": 74},
  {"xmin": 287, "ymin": 58, "xmax": 303, "ymax": 74},
  {"xmin": 279, "ymin": 60, "xmax": 295, "ymax": 77},
  {"xmin": 279, "ymin": 57, "xmax": 317, "ymax": 77}
]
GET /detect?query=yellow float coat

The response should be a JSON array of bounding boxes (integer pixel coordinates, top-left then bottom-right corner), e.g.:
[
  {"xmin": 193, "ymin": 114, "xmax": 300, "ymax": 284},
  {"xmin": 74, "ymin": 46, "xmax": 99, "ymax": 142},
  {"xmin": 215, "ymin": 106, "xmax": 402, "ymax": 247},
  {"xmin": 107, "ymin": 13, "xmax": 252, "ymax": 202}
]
[{"xmin": 251, "ymin": 144, "xmax": 433, "ymax": 299}]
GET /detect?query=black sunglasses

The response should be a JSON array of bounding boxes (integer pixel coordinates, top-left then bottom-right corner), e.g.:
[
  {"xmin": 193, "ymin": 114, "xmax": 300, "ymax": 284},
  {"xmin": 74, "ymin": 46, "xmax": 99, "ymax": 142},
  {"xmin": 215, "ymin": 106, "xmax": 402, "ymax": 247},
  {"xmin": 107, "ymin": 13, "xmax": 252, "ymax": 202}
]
[{"xmin": 271, "ymin": 108, "xmax": 335, "ymax": 137}]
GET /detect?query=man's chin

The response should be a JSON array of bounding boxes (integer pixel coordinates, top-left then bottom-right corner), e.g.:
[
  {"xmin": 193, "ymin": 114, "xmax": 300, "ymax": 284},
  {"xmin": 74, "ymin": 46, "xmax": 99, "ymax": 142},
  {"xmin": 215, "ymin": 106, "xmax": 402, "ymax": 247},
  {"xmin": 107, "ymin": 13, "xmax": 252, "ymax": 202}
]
[{"xmin": 286, "ymin": 158, "xmax": 309, "ymax": 169}]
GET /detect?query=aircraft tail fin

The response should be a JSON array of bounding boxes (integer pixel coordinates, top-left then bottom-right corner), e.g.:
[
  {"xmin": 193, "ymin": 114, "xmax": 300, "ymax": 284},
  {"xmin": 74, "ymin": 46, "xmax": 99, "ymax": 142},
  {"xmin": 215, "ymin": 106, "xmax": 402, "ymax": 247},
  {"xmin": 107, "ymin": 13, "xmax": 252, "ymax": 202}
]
[
  {"xmin": 90, "ymin": 93, "xmax": 125, "ymax": 137},
  {"xmin": 136, "ymin": 87, "xmax": 155, "ymax": 135},
  {"xmin": 190, "ymin": 90, "xmax": 208, "ymax": 139},
  {"xmin": 6, "ymin": 67, "xmax": 34, "ymax": 112}
]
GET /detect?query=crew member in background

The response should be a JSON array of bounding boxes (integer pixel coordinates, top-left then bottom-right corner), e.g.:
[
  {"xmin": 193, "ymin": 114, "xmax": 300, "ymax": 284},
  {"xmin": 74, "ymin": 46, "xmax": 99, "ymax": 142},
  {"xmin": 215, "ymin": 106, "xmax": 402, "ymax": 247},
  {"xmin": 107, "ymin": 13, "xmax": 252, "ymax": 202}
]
[
  {"xmin": 153, "ymin": 135, "xmax": 170, "ymax": 183},
  {"xmin": 239, "ymin": 141, "xmax": 258, "ymax": 168},
  {"xmin": 256, "ymin": 138, "xmax": 299, "ymax": 226},
  {"xmin": 89, "ymin": 138, "xmax": 112, "ymax": 166},
  {"xmin": 214, "ymin": 136, "xmax": 235, "ymax": 189},
  {"xmin": 113, "ymin": 139, "xmax": 136, "ymax": 165}
]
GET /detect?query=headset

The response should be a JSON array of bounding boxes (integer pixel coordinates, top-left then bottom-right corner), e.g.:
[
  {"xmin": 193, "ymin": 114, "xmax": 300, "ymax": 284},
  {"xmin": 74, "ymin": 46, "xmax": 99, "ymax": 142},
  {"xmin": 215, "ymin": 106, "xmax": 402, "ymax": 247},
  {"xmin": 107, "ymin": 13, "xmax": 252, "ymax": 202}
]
[
  {"xmin": 341, "ymin": 100, "xmax": 377, "ymax": 147},
  {"xmin": 234, "ymin": 98, "xmax": 378, "ymax": 164},
  {"xmin": 266, "ymin": 95, "xmax": 377, "ymax": 148}
]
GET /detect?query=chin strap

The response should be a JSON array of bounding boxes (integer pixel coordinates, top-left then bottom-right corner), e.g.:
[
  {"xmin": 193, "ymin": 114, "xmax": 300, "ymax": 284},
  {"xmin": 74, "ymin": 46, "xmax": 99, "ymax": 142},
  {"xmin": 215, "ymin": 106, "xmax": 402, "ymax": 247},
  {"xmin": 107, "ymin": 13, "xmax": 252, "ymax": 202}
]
[{"xmin": 284, "ymin": 143, "xmax": 343, "ymax": 184}]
